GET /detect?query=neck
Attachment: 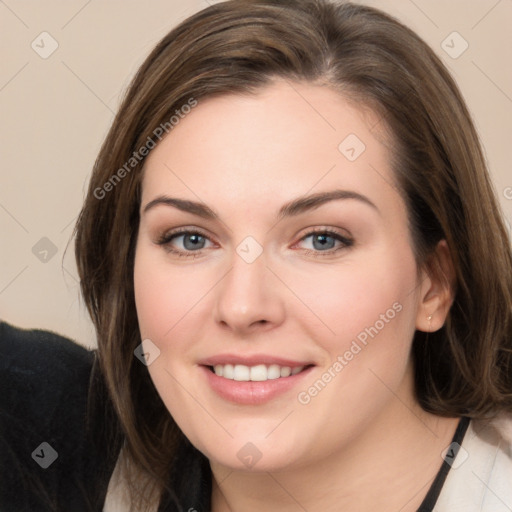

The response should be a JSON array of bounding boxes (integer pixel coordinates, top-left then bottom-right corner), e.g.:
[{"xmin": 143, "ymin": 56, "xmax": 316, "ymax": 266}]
[{"xmin": 210, "ymin": 390, "xmax": 460, "ymax": 511}]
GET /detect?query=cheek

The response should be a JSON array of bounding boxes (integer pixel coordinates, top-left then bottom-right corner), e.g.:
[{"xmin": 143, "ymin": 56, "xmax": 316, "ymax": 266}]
[
  {"xmin": 289, "ymin": 245, "xmax": 418, "ymax": 357},
  {"xmin": 133, "ymin": 246, "xmax": 210, "ymax": 438},
  {"xmin": 134, "ymin": 246, "xmax": 209, "ymax": 341},
  {"xmin": 287, "ymin": 249, "xmax": 418, "ymax": 449}
]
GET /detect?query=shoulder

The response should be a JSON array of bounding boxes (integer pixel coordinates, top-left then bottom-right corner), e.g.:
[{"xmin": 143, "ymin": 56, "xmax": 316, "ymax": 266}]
[
  {"xmin": 0, "ymin": 321, "xmax": 121, "ymax": 512},
  {"xmin": 0, "ymin": 319, "xmax": 93, "ymax": 363},
  {"xmin": 435, "ymin": 412, "xmax": 512, "ymax": 511},
  {"xmin": 0, "ymin": 321, "xmax": 94, "ymax": 417}
]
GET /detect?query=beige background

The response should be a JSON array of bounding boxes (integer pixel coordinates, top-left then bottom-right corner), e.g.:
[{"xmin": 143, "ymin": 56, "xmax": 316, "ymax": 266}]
[{"xmin": 1, "ymin": 0, "xmax": 511, "ymax": 349}]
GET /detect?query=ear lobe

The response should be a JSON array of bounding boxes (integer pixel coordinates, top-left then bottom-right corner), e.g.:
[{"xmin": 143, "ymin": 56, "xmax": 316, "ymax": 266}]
[{"xmin": 415, "ymin": 240, "xmax": 456, "ymax": 333}]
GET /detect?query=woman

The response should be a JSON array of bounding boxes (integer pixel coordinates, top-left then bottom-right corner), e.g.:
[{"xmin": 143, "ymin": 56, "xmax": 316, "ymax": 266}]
[{"xmin": 2, "ymin": 0, "xmax": 512, "ymax": 510}]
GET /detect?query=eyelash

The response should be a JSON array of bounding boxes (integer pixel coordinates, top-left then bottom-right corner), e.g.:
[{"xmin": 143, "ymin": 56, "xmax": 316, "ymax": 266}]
[
  {"xmin": 155, "ymin": 227, "xmax": 354, "ymax": 258},
  {"xmin": 156, "ymin": 228, "xmax": 214, "ymax": 259},
  {"xmin": 295, "ymin": 228, "xmax": 354, "ymax": 257}
]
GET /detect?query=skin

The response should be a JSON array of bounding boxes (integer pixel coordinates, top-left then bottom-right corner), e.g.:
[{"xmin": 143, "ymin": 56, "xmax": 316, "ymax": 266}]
[{"xmin": 134, "ymin": 80, "xmax": 458, "ymax": 511}]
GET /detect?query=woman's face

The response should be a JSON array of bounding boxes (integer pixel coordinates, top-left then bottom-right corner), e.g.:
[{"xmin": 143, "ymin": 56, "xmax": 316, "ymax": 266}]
[{"xmin": 134, "ymin": 80, "xmax": 430, "ymax": 472}]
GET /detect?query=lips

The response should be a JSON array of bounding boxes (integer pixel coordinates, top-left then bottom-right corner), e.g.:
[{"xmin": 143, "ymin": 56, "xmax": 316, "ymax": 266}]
[{"xmin": 198, "ymin": 354, "xmax": 315, "ymax": 405}]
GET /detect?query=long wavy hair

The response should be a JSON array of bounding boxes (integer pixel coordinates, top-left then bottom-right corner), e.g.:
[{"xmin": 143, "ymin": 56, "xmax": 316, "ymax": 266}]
[{"xmin": 74, "ymin": 0, "xmax": 512, "ymax": 509}]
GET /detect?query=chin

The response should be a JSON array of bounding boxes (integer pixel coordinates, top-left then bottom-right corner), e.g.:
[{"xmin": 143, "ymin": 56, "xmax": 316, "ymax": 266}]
[{"xmin": 199, "ymin": 433, "xmax": 309, "ymax": 473}]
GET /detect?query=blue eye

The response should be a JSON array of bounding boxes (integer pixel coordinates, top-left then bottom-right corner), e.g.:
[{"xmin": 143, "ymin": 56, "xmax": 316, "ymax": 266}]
[
  {"xmin": 178, "ymin": 233, "xmax": 207, "ymax": 250},
  {"xmin": 305, "ymin": 233, "xmax": 336, "ymax": 250},
  {"xmin": 157, "ymin": 230, "xmax": 213, "ymax": 256},
  {"xmin": 298, "ymin": 230, "xmax": 353, "ymax": 254}
]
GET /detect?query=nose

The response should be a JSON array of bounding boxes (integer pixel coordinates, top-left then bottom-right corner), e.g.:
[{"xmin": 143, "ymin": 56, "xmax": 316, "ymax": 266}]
[{"xmin": 213, "ymin": 246, "xmax": 286, "ymax": 335}]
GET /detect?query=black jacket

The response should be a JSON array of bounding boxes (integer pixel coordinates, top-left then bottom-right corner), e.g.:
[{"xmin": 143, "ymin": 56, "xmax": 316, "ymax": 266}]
[{"xmin": 0, "ymin": 321, "xmax": 211, "ymax": 512}]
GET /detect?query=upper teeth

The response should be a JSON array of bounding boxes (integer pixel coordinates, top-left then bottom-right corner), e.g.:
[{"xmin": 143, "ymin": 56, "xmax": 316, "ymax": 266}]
[{"xmin": 213, "ymin": 364, "xmax": 305, "ymax": 381}]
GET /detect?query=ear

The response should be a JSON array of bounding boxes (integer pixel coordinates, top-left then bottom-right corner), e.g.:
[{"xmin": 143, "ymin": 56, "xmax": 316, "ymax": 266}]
[{"xmin": 415, "ymin": 240, "xmax": 456, "ymax": 333}]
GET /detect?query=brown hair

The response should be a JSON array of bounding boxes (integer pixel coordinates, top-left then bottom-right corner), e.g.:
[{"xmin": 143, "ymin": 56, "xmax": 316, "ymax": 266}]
[{"xmin": 74, "ymin": 0, "xmax": 512, "ymax": 508}]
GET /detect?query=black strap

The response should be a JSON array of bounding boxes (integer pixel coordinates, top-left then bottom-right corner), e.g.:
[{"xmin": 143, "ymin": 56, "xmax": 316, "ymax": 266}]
[{"xmin": 417, "ymin": 416, "xmax": 471, "ymax": 511}]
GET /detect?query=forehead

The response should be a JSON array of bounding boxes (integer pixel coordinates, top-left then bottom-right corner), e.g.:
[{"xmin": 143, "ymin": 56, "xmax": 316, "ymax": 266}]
[{"xmin": 141, "ymin": 80, "xmax": 400, "ymax": 215}]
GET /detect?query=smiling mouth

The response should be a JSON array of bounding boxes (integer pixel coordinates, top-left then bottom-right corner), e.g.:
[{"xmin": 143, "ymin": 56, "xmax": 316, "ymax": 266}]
[{"xmin": 207, "ymin": 363, "xmax": 313, "ymax": 382}]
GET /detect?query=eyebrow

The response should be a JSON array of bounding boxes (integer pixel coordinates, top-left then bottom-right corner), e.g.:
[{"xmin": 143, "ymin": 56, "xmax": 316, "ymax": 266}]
[
  {"xmin": 277, "ymin": 189, "xmax": 378, "ymax": 219},
  {"xmin": 142, "ymin": 189, "xmax": 378, "ymax": 220},
  {"xmin": 143, "ymin": 196, "xmax": 217, "ymax": 219}
]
